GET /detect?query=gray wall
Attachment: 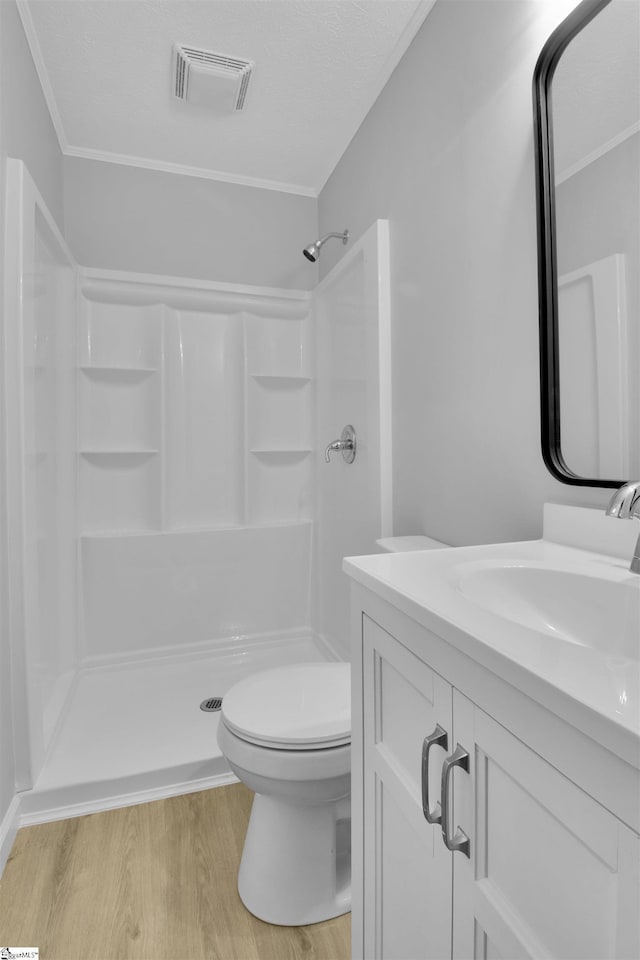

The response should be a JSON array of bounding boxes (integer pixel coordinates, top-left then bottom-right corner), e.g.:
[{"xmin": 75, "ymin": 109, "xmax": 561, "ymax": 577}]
[
  {"xmin": 556, "ymin": 133, "xmax": 639, "ymax": 477},
  {"xmin": 64, "ymin": 157, "xmax": 318, "ymax": 290},
  {"xmin": 557, "ymin": 134, "xmax": 639, "ymax": 279},
  {"xmin": 319, "ymin": 0, "xmax": 612, "ymax": 547},
  {"xmin": 0, "ymin": 0, "xmax": 65, "ymax": 831},
  {"xmin": 1, "ymin": 0, "xmax": 64, "ymax": 229}
]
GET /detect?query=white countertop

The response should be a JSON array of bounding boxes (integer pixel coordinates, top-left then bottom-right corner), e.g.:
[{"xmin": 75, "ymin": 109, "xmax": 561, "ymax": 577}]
[{"xmin": 344, "ymin": 535, "xmax": 640, "ymax": 769}]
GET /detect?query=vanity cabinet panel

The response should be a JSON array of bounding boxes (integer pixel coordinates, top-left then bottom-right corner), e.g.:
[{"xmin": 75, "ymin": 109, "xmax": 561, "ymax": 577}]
[
  {"xmin": 356, "ymin": 604, "xmax": 640, "ymax": 960},
  {"xmin": 452, "ymin": 691, "xmax": 640, "ymax": 960},
  {"xmin": 362, "ymin": 614, "xmax": 453, "ymax": 959}
]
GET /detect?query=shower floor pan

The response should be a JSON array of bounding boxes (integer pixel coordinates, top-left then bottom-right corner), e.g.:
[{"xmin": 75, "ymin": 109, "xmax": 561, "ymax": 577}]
[{"xmin": 21, "ymin": 635, "xmax": 330, "ymax": 825}]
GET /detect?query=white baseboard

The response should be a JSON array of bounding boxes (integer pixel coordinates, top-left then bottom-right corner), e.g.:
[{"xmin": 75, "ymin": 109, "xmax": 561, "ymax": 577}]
[
  {"xmin": 19, "ymin": 769, "xmax": 238, "ymax": 827},
  {"xmin": 0, "ymin": 795, "xmax": 21, "ymax": 876}
]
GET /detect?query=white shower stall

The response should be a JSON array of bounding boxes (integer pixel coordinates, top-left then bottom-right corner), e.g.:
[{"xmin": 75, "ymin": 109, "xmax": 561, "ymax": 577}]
[{"xmin": 4, "ymin": 159, "xmax": 391, "ymax": 823}]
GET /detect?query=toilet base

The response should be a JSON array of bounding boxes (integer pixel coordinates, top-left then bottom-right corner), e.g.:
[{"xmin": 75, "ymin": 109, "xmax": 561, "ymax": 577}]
[{"xmin": 238, "ymin": 792, "xmax": 351, "ymax": 926}]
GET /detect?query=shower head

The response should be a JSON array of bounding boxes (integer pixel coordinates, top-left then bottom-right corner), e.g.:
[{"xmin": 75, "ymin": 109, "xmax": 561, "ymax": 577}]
[{"xmin": 302, "ymin": 229, "xmax": 349, "ymax": 262}]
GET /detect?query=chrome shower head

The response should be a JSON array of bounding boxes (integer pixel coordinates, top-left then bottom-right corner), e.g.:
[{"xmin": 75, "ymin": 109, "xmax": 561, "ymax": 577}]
[
  {"xmin": 302, "ymin": 229, "xmax": 349, "ymax": 262},
  {"xmin": 302, "ymin": 241, "xmax": 321, "ymax": 263}
]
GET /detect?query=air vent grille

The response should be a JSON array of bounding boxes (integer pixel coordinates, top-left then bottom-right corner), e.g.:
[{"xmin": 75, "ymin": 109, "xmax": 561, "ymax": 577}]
[{"xmin": 174, "ymin": 44, "xmax": 253, "ymax": 110}]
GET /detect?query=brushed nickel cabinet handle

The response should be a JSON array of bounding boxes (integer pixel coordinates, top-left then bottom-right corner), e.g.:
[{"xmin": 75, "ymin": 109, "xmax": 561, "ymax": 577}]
[
  {"xmin": 421, "ymin": 723, "xmax": 448, "ymax": 824},
  {"xmin": 441, "ymin": 743, "xmax": 471, "ymax": 858}
]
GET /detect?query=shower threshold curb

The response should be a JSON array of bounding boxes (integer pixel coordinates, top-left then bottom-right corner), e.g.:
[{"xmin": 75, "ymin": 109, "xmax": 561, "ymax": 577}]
[{"xmin": 19, "ymin": 759, "xmax": 238, "ymax": 826}]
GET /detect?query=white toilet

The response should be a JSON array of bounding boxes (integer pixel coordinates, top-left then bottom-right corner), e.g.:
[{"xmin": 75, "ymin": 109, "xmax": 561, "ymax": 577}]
[
  {"xmin": 217, "ymin": 536, "xmax": 448, "ymax": 927},
  {"xmin": 217, "ymin": 661, "xmax": 351, "ymax": 926}
]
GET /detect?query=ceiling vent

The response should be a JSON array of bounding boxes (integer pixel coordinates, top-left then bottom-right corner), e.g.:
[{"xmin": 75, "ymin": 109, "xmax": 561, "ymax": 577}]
[{"xmin": 173, "ymin": 44, "xmax": 254, "ymax": 112}]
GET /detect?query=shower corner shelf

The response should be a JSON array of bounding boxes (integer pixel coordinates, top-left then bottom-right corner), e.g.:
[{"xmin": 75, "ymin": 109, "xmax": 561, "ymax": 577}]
[
  {"xmin": 81, "ymin": 527, "xmax": 163, "ymax": 539},
  {"xmin": 249, "ymin": 448, "xmax": 312, "ymax": 457},
  {"xmin": 79, "ymin": 364, "xmax": 158, "ymax": 377},
  {"xmin": 250, "ymin": 373, "xmax": 311, "ymax": 384},
  {"xmin": 80, "ymin": 448, "xmax": 159, "ymax": 459}
]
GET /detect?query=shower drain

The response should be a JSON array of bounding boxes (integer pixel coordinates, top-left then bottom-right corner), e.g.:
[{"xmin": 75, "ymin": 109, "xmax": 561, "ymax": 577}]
[{"xmin": 200, "ymin": 697, "xmax": 223, "ymax": 712}]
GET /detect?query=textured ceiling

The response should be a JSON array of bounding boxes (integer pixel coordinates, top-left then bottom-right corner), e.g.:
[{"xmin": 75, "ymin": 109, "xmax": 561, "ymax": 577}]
[
  {"xmin": 20, "ymin": 0, "xmax": 432, "ymax": 194},
  {"xmin": 553, "ymin": 0, "xmax": 639, "ymax": 177}
]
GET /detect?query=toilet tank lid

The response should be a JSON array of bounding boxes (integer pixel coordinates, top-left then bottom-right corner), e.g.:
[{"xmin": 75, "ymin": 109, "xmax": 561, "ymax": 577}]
[
  {"xmin": 221, "ymin": 662, "xmax": 351, "ymax": 748},
  {"xmin": 376, "ymin": 535, "xmax": 449, "ymax": 552}
]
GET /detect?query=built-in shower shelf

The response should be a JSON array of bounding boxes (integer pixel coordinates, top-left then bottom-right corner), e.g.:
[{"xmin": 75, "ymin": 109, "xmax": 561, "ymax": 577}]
[
  {"xmin": 80, "ymin": 365, "xmax": 158, "ymax": 377},
  {"xmin": 250, "ymin": 448, "xmax": 312, "ymax": 457},
  {"xmin": 80, "ymin": 448, "xmax": 159, "ymax": 459},
  {"xmin": 250, "ymin": 374, "xmax": 311, "ymax": 385}
]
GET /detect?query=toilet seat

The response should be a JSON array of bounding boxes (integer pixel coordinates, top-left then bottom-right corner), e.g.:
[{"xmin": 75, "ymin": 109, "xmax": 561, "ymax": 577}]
[
  {"xmin": 217, "ymin": 661, "xmax": 352, "ymax": 925},
  {"xmin": 221, "ymin": 662, "xmax": 350, "ymax": 751}
]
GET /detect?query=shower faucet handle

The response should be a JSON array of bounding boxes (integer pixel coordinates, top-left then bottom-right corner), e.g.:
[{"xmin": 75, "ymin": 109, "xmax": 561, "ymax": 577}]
[
  {"xmin": 324, "ymin": 425, "xmax": 356, "ymax": 464},
  {"xmin": 324, "ymin": 440, "xmax": 343, "ymax": 461}
]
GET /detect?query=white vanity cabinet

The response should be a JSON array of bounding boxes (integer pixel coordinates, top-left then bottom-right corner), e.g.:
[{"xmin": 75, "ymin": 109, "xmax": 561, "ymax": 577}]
[
  {"xmin": 353, "ymin": 600, "xmax": 640, "ymax": 960},
  {"xmin": 360, "ymin": 614, "xmax": 452, "ymax": 959}
]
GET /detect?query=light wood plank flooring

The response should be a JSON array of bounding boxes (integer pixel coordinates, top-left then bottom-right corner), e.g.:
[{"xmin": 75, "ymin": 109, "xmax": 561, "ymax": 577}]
[{"xmin": 0, "ymin": 783, "xmax": 351, "ymax": 960}]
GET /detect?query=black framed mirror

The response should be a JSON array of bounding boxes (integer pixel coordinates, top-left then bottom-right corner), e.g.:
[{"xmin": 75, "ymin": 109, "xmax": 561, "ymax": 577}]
[{"xmin": 533, "ymin": 0, "xmax": 639, "ymax": 487}]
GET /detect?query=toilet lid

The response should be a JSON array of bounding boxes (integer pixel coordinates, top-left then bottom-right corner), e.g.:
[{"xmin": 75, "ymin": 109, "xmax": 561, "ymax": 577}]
[{"xmin": 221, "ymin": 662, "xmax": 351, "ymax": 750}]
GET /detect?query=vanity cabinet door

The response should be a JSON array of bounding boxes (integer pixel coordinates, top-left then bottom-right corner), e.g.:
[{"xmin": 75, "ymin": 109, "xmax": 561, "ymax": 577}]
[
  {"xmin": 451, "ymin": 691, "xmax": 640, "ymax": 960},
  {"xmin": 361, "ymin": 615, "xmax": 453, "ymax": 960}
]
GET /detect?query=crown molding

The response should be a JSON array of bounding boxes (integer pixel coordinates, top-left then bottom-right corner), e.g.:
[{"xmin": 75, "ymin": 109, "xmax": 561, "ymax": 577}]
[
  {"xmin": 63, "ymin": 145, "xmax": 318, "ymax": 197},
  {"xmin": 18, "ymin": 0, "xmax": 317, "ymax": 197},
  {"xmin": 17, "ymin": 0, "xmax": 316, "ymax": 197},
  {"xmin": 555, "ymin": 121, "xmax": 640, "ymax": 185},
  {"xmin": 16, "ymin": 0, "xmax": 69, "ymax": 151},
  {"xmin": 18, "ymin": 0, "xmax": 435, "ymax": 200}
]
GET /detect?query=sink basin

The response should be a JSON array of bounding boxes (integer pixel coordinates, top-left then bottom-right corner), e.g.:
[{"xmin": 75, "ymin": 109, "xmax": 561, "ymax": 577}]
[
  {"xmin": 457, "ymin": 562, "xmax": 640, "ymax": 661},
  {"xmin": 344, "ymin": 507, "xmax": 640, "ymax": 753}
]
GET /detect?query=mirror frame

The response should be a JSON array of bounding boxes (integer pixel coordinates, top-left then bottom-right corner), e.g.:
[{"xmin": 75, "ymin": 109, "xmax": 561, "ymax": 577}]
[{"xmin": 533, "ymin": 0, "xmax": 624, "ymax": 488}]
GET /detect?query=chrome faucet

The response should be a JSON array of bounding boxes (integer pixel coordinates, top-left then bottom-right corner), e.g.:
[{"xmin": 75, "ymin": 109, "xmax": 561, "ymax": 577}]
[
  {"xmin": 324, "ymin": 425, "xmax": 356, "ymax": 464},
  {"xmin": 605, "ymin": 481, "xmax": 640, "ymax": 574},
  {"xmin": 324, "ymin": 439, "xmax": 346, "ymax": 462}
]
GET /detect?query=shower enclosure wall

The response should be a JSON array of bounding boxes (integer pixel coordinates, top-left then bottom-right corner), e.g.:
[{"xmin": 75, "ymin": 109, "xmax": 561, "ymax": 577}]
[
  {"xmin": 78, "ymin": 277, "xmax": 313, "ymax": 662},
  {"xmin": 3, "ymin": 160, "xmax": 391, "ymax": 829}
]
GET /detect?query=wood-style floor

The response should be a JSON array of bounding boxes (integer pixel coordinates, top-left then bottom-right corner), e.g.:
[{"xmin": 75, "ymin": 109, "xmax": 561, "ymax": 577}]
[{"xmin": 0, "ymin": 783, "xmax": 351, "ymax": 960}]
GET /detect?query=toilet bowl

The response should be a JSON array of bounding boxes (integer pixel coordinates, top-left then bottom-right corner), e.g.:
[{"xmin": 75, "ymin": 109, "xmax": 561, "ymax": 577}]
[
  {"xmin": 217, "ymin": 661, "xmax": 351, "ymax": 926},
  {"xmin": 217, "ymin": 533, "xmax": 449, "ymax": 926}
]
